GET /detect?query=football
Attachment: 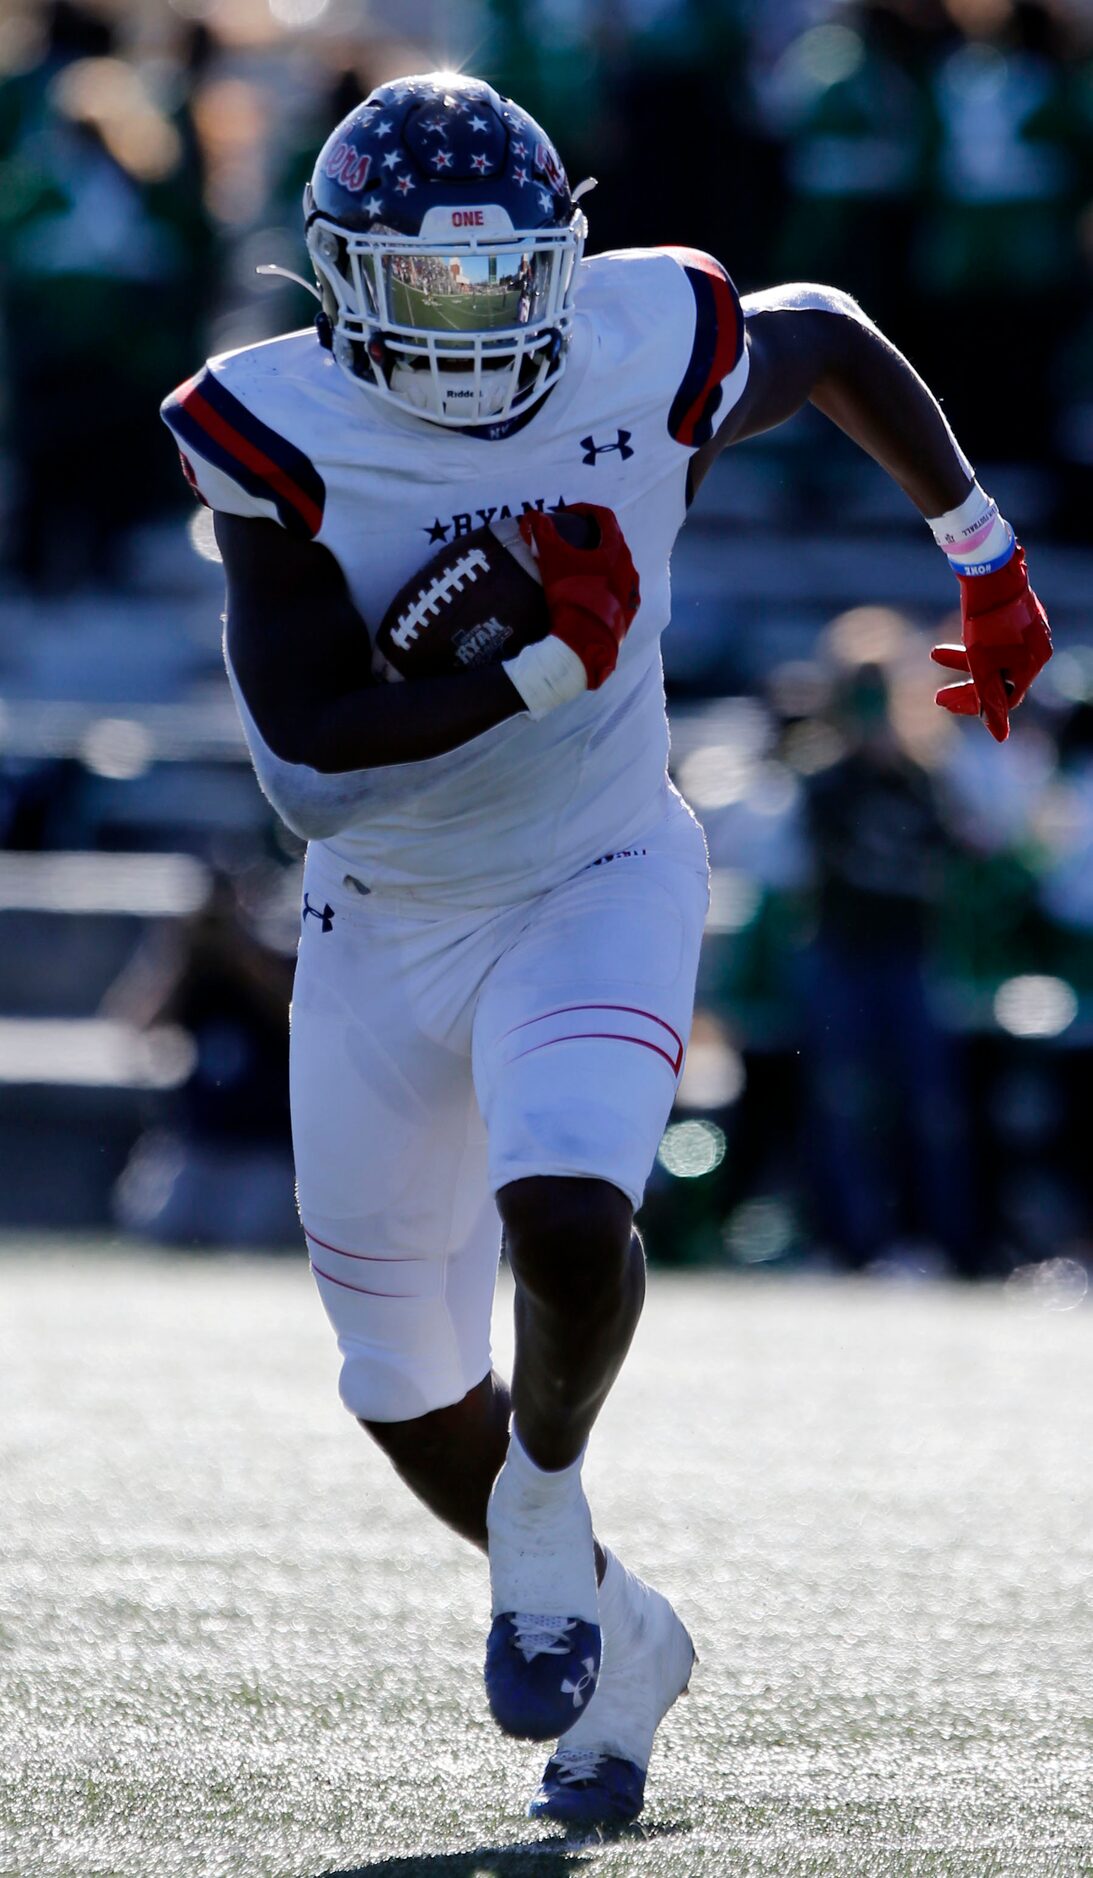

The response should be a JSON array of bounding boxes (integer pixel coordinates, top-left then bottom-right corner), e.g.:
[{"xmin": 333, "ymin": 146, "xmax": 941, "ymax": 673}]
[{"xmin": 373, "ymin": 510, "xmax": 596, "ymax": 682}]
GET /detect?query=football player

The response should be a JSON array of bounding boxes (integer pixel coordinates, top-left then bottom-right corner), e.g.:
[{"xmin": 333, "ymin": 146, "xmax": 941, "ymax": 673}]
[{"xmin": 162, "ymin": 72, "xmax": 1051, "ymax": 1829}]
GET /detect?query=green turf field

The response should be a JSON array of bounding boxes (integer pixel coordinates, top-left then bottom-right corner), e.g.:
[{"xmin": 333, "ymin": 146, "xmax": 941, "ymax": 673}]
[
  {"xmin": 390, "ymin": 280, "xmax": 523, "ymax": 333},
  {"xmin": 1, "ymin": 1246, "xmax": 1090, "ymax": 1878}
]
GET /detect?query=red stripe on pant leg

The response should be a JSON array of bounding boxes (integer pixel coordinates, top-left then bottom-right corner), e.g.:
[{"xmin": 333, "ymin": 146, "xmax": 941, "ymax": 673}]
[
  {"xmin": 303, "ymin": 1224, "xmax": 428, "ymax": 1266},
  {"xmin": 502, "ymin": 1003, "xmax": 684, "ymax": 1064},
  {"xmin": 508, "ymin": 1031, "xmax": 683, "ymax": 1076},
  {"xmin": 310, "ymin": 1259, "xmax": 417, "ymax": 1300}
]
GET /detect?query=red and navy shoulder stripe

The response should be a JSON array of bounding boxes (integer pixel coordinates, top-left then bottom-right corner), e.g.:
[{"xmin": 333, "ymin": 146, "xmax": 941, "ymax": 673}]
[
  {"xmin": 662, "ymin": 248, "xmax": 745, "ymax": 450},
  {"xmin": 161, "ymin": 367, "xmax": 325, "ymax": 539}
]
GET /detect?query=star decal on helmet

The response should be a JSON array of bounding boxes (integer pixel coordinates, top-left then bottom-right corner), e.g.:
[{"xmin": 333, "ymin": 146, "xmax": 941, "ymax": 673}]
[{"xmin": 305, "ymin": 72, "xmax": 584, "ymax": 428}]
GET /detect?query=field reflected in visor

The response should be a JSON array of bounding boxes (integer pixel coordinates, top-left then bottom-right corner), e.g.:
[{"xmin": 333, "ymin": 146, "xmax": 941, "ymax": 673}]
[{"xmin": 383, "ymin": 248, "xmax": 558, "ymax": 334}]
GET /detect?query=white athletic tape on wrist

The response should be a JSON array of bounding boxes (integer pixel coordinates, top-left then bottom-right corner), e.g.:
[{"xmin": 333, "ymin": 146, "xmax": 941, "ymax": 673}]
[
  {"xmin": 928, "ymin": 481, "xmax": 1015, "ymax": 577},
  {"xmin": 503, "ymin": 635, "xmax": 588, "ymax": 718}
]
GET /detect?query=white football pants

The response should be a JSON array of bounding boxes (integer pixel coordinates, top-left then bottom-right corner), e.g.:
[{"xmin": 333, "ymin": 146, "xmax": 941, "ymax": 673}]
[{"xmin": 290, "ymin": 797, "xmax": 708, "ymax": 1422}]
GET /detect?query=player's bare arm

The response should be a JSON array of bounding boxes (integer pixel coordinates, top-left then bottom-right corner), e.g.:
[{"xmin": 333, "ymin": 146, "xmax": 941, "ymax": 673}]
[
  {"xmin": 216, "ymin": 511, "xmax": 524, "ymax": 771},
  {"xmin": 690, "ymin": 287, "xmax": 1051, "ymax": 741},
  {"xmin": 690, "ymin": 286, "xmax": 972, "ymax": 515},
  {"xmin": 218, "ymin": 501, "xmax": 640, "ymax": 771}
]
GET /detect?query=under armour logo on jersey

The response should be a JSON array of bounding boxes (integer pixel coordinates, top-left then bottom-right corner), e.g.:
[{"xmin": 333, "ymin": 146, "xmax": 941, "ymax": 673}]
[
  {"xmin": 581, "ymin": 430, "xmax": 633, "ymax": 466},
  {"xmin": 302, "ymin": 894, "xmax": 335, "ymax": 933}
]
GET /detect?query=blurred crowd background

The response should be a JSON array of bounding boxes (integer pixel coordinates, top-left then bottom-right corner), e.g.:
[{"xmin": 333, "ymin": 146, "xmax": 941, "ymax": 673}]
[{"xmin": 0, "ymin": 0, "xmax": 1090, "ymax": 1286}]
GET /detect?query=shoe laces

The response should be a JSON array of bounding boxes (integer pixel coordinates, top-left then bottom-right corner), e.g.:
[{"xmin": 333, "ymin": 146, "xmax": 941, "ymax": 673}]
[
  {"xmin": 510, "ymin": 1613, "xmax": 577, "ymax": 1660},
  {"xmin": 550, "ymin": 1745, "xmax": 607, "ymax": 1787}
]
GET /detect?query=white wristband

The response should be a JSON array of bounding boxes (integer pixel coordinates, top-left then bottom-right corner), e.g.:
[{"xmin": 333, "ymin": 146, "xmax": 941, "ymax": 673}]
[
  {"xmin": 503, "ymin": 635, "xmax": 588, "ymax": 719},
  {"xmin": 928, "ymin": 481, "xmax": 1015, "ymax": 576}
]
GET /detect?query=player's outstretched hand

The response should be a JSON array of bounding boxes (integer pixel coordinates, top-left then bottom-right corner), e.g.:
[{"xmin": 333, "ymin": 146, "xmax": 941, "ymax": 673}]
[
  {"xmin": 931, "ymin": 546, "xmax": 1051, "ymax": 743},
  {"xmin": 520, "ymin": 504, "xmax": 641, "ymax": 690}
]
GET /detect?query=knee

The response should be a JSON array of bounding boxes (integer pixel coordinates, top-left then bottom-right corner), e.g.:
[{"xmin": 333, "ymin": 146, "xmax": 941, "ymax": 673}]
[
  {"xmin": 499, "ymin": 1175, "xmax": 636, "ymax": 1306},
  {"xmin": 359, "ymin": 1371, "xmax": 509, "ymax": 1493}
]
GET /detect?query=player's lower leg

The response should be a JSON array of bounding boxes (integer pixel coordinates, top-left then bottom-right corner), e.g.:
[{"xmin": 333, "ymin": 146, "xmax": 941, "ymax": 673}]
[
  {"xmin": 360, "ymin": 1369, "xmax": 511, "ymax": 1550},
  {"xmin": 484, "ymin": 1176, "xmax": 644, "ymax": 1740},
  {"xmin": 501, "ymin": 1176, "xmax": 645, "ymax": 1473},
  {"xmin": 361, "ymin": 1372, "xmax": 609, "ymax": 1576}
]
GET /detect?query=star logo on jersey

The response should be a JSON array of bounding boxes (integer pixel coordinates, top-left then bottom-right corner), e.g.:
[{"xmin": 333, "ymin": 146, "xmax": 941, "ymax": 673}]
[
  {"xmin": 514, "ymin": 166, "xmax": 528, "ymax": 186},
  {"xmin": 469, "ymin": 114, "xmax": 488, "ymax": 132},
  {"xmin": 581, "ymin": 430, "xmax": 634, "ymax": 466},
  {"xmin": 395, "ymin": 174, "xmax": 416, "ymax": 195},
  {"xmin": 382, "ymin": 150, "xmax": 403, "ymax": 171},
  {"xmin": 373, "ymin": 119, "xmax": 393, "ymax": 138},
  {"xmin": 432, "ymin": 149, "xmax": 453, "ymax": 170},
  {"xmin": 470, "ymin": 152, "xmax": 491, "ymax": 173},
  {"xmin": 422, "ymin": 496, "xmax": 568, "ymax": 544}
]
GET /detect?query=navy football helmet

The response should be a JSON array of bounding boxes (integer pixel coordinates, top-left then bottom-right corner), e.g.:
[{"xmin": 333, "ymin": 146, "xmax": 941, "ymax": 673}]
[{"xmin": 304, "ymin": 72, "xmax": 589, "ymax": 427}]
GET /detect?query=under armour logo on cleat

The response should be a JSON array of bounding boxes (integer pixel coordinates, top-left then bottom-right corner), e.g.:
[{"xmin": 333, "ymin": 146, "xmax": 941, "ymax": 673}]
[
  {"xmin": 560, "ymin": 1657, "xmax": 598, "ymax": 1708},
  {"xmin": 302, "ymin": 894, "xmax": 335, "ymax": 933},
  {"xmin": 580, "ymin": 430, "xmax": 633, "ymax": 466}
]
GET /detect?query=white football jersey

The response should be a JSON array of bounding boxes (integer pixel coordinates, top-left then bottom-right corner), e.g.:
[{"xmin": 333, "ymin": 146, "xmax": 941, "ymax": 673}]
[{"xmin": 162, "ymin": 246, "xmax": 749, "ymax": 904}]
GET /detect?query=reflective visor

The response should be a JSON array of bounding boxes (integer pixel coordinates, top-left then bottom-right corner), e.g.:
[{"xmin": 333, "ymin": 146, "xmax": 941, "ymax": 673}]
[{"xmin": 380, "ymin": 247, "xmax": 557, "ymax": 334}]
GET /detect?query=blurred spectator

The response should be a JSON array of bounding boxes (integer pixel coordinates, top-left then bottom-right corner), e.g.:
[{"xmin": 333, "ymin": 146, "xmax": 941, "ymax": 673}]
[
  {"xmin": 762, "ymin": 2, "xmax": 945, "ymax": 332},
  {"xmin": 1036, "ymin": 699, "xmax": 1093, "ymax": 964},
  {"xmin": 0, "ymin": 6, "xmax": 215, "ymax": 586},
  {"xmin": 795, "ymin": 650, "xmax": 975, "ymax": 1273},
  {"xmin": 915, "ymin": 0, "xmax": 1091, "ymax": 459},
  {"xmin": 107, "ymin": 868, "xmax": 297, "ymax": 1247}
]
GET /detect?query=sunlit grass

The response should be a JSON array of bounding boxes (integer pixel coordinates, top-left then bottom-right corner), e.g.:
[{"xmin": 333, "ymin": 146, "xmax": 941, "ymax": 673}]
[{"xmin": 1, "ymin": 1246, "xmax": 1089, "ymax": 1876}]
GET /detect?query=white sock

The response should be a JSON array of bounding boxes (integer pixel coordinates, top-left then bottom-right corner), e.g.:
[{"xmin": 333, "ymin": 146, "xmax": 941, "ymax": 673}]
[
  {"xmin": 555, "ymin": 1549, "xmax": 695, "ymax": 1767},
  {"xmin": 596, "ymin": 1548, "xmax": 632, "ymax": 1633},
  {"xmin": 487, "ymin": 1427, "xmax": 598, "ymax": 1623},
  {"xmin": 499, "ymin": 1425, "xmax": 585, "ymax": 1503}
]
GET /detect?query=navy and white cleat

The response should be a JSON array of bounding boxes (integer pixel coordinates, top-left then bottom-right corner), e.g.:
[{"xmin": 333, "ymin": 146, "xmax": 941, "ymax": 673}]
[
  {"xmin": 485, "ymin": 1434, "xmax": 601, "ymax": 1741},
  {"xmin": 485, "ymin": 1612, "xmax": 602, "ymax": 1741},
  {"xmin": 528, "ymin": 1551, "xmax": 694, "ymax": 1828},
  {"xmin": 529, "ymin": 1746, "xmax": 646, "ymax": 1828}
]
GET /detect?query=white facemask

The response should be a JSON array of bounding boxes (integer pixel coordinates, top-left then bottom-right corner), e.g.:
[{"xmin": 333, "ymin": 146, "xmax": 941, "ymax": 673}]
[{"xmin": 389, "ymin": 359, "xmax": 515, "ymax": 422}]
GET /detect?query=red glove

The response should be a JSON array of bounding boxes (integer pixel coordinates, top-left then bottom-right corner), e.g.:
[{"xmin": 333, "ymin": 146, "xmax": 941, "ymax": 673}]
[
  {"xmin": 520, "ymin": 503, "xmax": 641, "ymax": 689},
  {"xmin": 931, "ymin": 545, "xmax": 1051, "ymax": 743}
]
